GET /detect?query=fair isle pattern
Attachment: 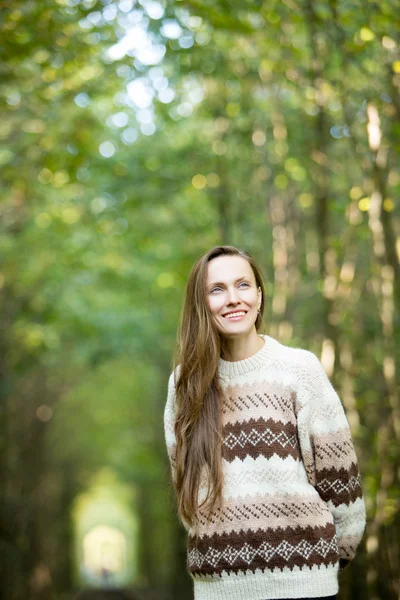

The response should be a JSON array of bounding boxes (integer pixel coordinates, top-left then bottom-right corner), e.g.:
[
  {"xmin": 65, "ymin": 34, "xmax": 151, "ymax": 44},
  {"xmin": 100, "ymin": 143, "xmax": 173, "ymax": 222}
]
[
  {"xmin": 188, "ymin": 538, "xmax": 339, "ymax": 570},
  {"xmin": 316, "ymin": 469, "xmax": 362, "ymax": 503},
  {"xmin": 222, "ymin": 417, "xmax": 299, "ymax": 462},
  {"xmin": 188, "ymin": 525, "xmax": 339, "ymax": 574},
  {"xmin": 164, "ymin": 334, "xmax": 366, "ymax": 600}
]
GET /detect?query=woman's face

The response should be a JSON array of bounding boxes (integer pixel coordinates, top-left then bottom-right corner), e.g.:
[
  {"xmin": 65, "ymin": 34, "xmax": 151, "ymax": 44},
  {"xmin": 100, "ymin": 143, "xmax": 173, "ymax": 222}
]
[{"xmin": 206, "ymin": 255, "xmax": 262, "ymax": 338}]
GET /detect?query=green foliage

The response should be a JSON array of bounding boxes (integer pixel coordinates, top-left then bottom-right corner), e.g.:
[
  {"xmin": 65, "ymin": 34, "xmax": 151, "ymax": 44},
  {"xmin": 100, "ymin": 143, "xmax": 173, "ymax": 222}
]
[{"xmin": 1, "ymin": 0, "xmax": 399, "ymax": 598}]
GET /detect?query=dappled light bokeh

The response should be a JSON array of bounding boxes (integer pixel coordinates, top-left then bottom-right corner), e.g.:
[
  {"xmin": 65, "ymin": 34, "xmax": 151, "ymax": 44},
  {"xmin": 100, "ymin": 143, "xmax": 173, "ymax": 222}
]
[{"xmin": 1, "ymin": 0, "xmax": 399, "ymax": 599}]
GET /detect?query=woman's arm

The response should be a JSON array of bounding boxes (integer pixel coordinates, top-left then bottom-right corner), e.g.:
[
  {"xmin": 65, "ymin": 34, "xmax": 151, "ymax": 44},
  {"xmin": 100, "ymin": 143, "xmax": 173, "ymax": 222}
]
[
  {"xmin": 164, "ymin": 369, "xmax": 178, "ymax": 485},
  {"xmin": 296, "ymin": 352, "xmax": 366, "ymax": 569}
]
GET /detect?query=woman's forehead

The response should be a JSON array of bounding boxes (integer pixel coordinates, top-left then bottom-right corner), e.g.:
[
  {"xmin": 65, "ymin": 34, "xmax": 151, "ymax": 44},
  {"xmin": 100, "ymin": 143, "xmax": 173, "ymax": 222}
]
[{"xmin": 206, "ymin": 255, "xmax": 253, "ymax": 283}]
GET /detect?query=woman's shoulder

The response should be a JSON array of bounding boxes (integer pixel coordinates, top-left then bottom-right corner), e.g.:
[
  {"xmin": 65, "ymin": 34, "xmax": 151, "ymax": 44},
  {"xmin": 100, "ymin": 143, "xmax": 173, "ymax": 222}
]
[
  {"xmin": 268, "ymin": 336, "xmax": 331, "ymax": 389},
  {"xmin": 271, "ymin": 337, "xmax": 335, "ymax": 398},
  {"xmin": 270, "ymin": 335, "xmax": 320, "ymax": 369},
  {"xmin": 168, "ymin": 364, "xmax": 181, "ymax": 385}
]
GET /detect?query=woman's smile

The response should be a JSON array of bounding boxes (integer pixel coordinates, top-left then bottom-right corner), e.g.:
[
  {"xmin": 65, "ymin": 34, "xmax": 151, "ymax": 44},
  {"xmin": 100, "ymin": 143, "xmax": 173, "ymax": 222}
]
[{"xmin": 223, "ymin": 311, "xmax": 247, "ymax": 321}]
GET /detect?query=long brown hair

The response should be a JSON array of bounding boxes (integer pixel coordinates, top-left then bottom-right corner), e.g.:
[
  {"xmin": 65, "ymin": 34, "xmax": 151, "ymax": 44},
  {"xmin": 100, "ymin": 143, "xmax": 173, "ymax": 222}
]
[{"xmin": 172, "ymin": 245, "xmax": 266, "ymax": 528}]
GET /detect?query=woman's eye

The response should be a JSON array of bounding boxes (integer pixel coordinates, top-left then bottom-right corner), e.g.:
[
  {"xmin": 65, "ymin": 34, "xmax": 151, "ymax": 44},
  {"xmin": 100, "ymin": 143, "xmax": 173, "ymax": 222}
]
[{"xmin": 210, "ymin": 282, "xmax": 249, "ymax": 293}]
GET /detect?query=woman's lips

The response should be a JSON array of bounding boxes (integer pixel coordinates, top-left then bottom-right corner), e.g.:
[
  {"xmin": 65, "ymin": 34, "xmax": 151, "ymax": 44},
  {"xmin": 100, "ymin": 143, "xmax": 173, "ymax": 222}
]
[{"xmin": 223, "ymin": 311, "xmax": 247, "ymax": 321}]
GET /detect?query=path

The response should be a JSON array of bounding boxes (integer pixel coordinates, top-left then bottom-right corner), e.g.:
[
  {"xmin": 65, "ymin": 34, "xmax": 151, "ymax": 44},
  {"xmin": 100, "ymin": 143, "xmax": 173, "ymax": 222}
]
[{"xmin": 74, "ymin": 589, "xmax": 141, "ymax": 600}]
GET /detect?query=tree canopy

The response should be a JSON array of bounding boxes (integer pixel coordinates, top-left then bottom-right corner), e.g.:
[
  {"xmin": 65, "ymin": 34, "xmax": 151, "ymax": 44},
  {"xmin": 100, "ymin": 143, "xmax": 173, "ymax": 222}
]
[{"xmin": 1, "ymin": 0, "xmax": 399, "ymax": 598}]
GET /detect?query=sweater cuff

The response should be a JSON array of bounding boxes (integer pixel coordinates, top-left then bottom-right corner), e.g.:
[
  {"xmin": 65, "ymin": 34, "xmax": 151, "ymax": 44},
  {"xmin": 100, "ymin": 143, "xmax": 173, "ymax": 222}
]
[{"xmin": 339, "ymin": 558, "xmax": 350, "ymax": 572}]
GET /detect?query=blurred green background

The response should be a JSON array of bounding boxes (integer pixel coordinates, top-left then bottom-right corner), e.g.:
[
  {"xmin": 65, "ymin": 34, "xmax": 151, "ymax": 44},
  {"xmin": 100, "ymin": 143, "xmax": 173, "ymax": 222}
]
[{"xmin": 1, "ymin": 0, "xmax": 399, "ymax": 598}]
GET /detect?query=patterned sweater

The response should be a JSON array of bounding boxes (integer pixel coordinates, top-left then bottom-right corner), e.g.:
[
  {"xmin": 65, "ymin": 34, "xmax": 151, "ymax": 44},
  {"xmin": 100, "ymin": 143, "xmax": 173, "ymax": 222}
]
[{"xmin": 163, "ymin": 334, "xmax": 366, "ymax": 600}]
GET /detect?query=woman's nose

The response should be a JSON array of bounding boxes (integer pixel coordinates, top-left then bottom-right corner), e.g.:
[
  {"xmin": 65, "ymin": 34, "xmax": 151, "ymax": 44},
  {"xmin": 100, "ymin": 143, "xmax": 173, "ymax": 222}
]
[{"xmin": 227, "ymin": 287, "xmax": 240, "ymax": 303}]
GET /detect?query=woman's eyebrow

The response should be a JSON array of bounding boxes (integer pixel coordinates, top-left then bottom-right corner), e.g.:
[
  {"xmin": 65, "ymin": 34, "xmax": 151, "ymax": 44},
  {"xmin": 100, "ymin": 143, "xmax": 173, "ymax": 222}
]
[{"xmin": 207, "ymin": 276, "xmax": 250, "ymax": 288}]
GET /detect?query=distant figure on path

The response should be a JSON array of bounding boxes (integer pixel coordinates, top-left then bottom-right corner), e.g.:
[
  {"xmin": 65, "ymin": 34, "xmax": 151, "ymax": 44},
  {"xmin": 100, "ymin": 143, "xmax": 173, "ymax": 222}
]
[{"xmin": 164, "ymin": 245, "xmax": 366, "ymax": 600}]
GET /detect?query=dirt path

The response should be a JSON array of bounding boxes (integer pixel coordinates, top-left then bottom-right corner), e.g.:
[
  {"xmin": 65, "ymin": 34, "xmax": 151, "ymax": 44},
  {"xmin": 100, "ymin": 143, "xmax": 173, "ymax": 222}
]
[{"xmin": 74, "ymin": 590, "xmax": 139, "ymax": 600}]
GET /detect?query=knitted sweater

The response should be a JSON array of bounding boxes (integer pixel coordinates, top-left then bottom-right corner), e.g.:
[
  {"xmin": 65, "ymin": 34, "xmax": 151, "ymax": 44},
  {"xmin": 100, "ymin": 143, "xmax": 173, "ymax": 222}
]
[{"xmin": 163, "ymin": 334, "xmax": 366, "ymax": 600}]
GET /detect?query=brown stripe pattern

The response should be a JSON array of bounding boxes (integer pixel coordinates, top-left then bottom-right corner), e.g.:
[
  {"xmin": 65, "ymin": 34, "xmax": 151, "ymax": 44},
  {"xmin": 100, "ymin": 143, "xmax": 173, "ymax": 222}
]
[
  {"xmin": 222, "ymin": 417, "xmax": 300, "ymax": 462},
  {"xmin": 315, "ymin": 463, "xmax": 363, "ymax": 507},
  {"xmin": 187, "ymin": 524, "xmax": 339, "ymax": 575}
]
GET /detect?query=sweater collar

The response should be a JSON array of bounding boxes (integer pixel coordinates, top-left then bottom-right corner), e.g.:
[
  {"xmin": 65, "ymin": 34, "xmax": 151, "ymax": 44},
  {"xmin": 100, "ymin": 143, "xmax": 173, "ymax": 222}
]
[{"xmin": 218, "ymin": 334, "xmax": 278, "ymax": 377}]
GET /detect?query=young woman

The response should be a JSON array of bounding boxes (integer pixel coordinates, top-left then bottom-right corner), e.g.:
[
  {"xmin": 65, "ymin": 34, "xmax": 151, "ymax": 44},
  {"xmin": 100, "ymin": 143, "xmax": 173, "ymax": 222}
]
[{"xmin": 164, "ymin": 245, "xmax": 366, "ymax": 600}]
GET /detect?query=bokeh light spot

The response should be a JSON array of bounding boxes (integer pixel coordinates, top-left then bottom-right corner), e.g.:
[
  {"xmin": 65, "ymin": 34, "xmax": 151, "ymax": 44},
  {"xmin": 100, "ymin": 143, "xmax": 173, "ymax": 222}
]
[
  {"xmin": 161, "ymin": 20, "xmax": 183, "ymax": 40},
  {"xmin": 62, "ymin": 206, "xmax": 82, "ymax": 224},
  {"xmin": 192, "ymin": 174, "xmax": 207, "ymax": 189},
  {"xmin": 53, "ymin": 171, "xmax": 69, "ymax": 187},
  {"xmin": 36, "ymin": 405, "xmax": 53, "ymax": 422},
  {"xmin": 143, "ymin": 1, "xmax": 164, "ymax": 19},
  {"xmin": 121, "ymin": 128, "xmax": 138, "ymax": 144},
  {"xmin": 38, "ymin": 168, "xmax": 53, "ymax": 184},
  {"xmin": 79, "ymin": 66, "xmax": 98, "ymax": 81},
  {"xmin": 91, "ymin": 197, "xmax": 108, "ymax": 214},
  {"xmin": 74, "ymin": 92, "xmax": 91, "ymax": 107},
  {"xmin": 109, "ymin": 112, "xmax": 129, "ymax": 128},
  {"xmin": 359, "ymin": 27, "xmax": 375, "ymax": 42},
  {"xmin": 299, "ymin": 193, "xmax": 313, "ymax": 208},
  {"xmin": 177, "ymin": 103, "xmax": 192, "ymax": 117},
  {"xmin": 140, "ymin": 123, "xmax": 156, "ymax": 136},
  {"xmin": 6, "ymin": 91, "xmax": 21, "ymax": 106},
  {"xmin": 383, "ymin": 198, "xmax": 395, "ymax": 211},
  {"xmin": 358, "ymin": 197, "xmax": 370, "ymax": 211},
  {"xmin": 158, "ymin": 88, "xmax": 174, "ymax": 103},
  {"xmin": 275, "ymin": 174, "xmax": 288, "ymax": 190},
  {"xmin": 127, "ymin": 79, "xmax": 154, "ymax": 108},
  {"xmin": 212, "ymin": 141, "xmax": 226, "ymax": 155},
  {"xmin": 157, "ymin": 272, "xmax": 175, "ymax": 288},
  {"xmin": 0, "ymin": 149, "xmax": 14, "ymax": 165},
  {"xmin": 36, "ymin": 213, "xmax": 52, "ymax": 228},
  {"xmin": 350, "ymin": 186, "xmax": 362, "ymax": 200},
  {"xmin": 252, "ymin": 130, "xmax": 266, "ymax": 146},
  {"xmin": 382, "ymin": 36, "xmax": 396, "ymax": 50},
  {"xmin": 99, "ymin": 141, "xmax": 116, "ymax": 158},
  {"xmin": 22, "ymin": 120, "xmax": 45, "ymax": 134}
]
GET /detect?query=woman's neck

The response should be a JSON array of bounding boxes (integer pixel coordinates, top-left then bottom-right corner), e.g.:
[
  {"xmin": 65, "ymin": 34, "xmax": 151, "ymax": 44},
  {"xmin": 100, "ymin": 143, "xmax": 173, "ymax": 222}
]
[{"xmin": 220, "ymin": 331, "xmax": 265, "ymax": 362}]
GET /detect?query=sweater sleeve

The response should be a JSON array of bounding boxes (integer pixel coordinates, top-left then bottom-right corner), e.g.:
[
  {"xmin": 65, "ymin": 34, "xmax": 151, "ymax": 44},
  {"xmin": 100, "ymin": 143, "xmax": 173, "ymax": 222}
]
[
  {"xmin": 296, "ymin": 351, "xmax": 366, "ymax": 569},
  {"xmin": 163, "ymin": 369, "xmax": 178, "ymax": 486}
]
